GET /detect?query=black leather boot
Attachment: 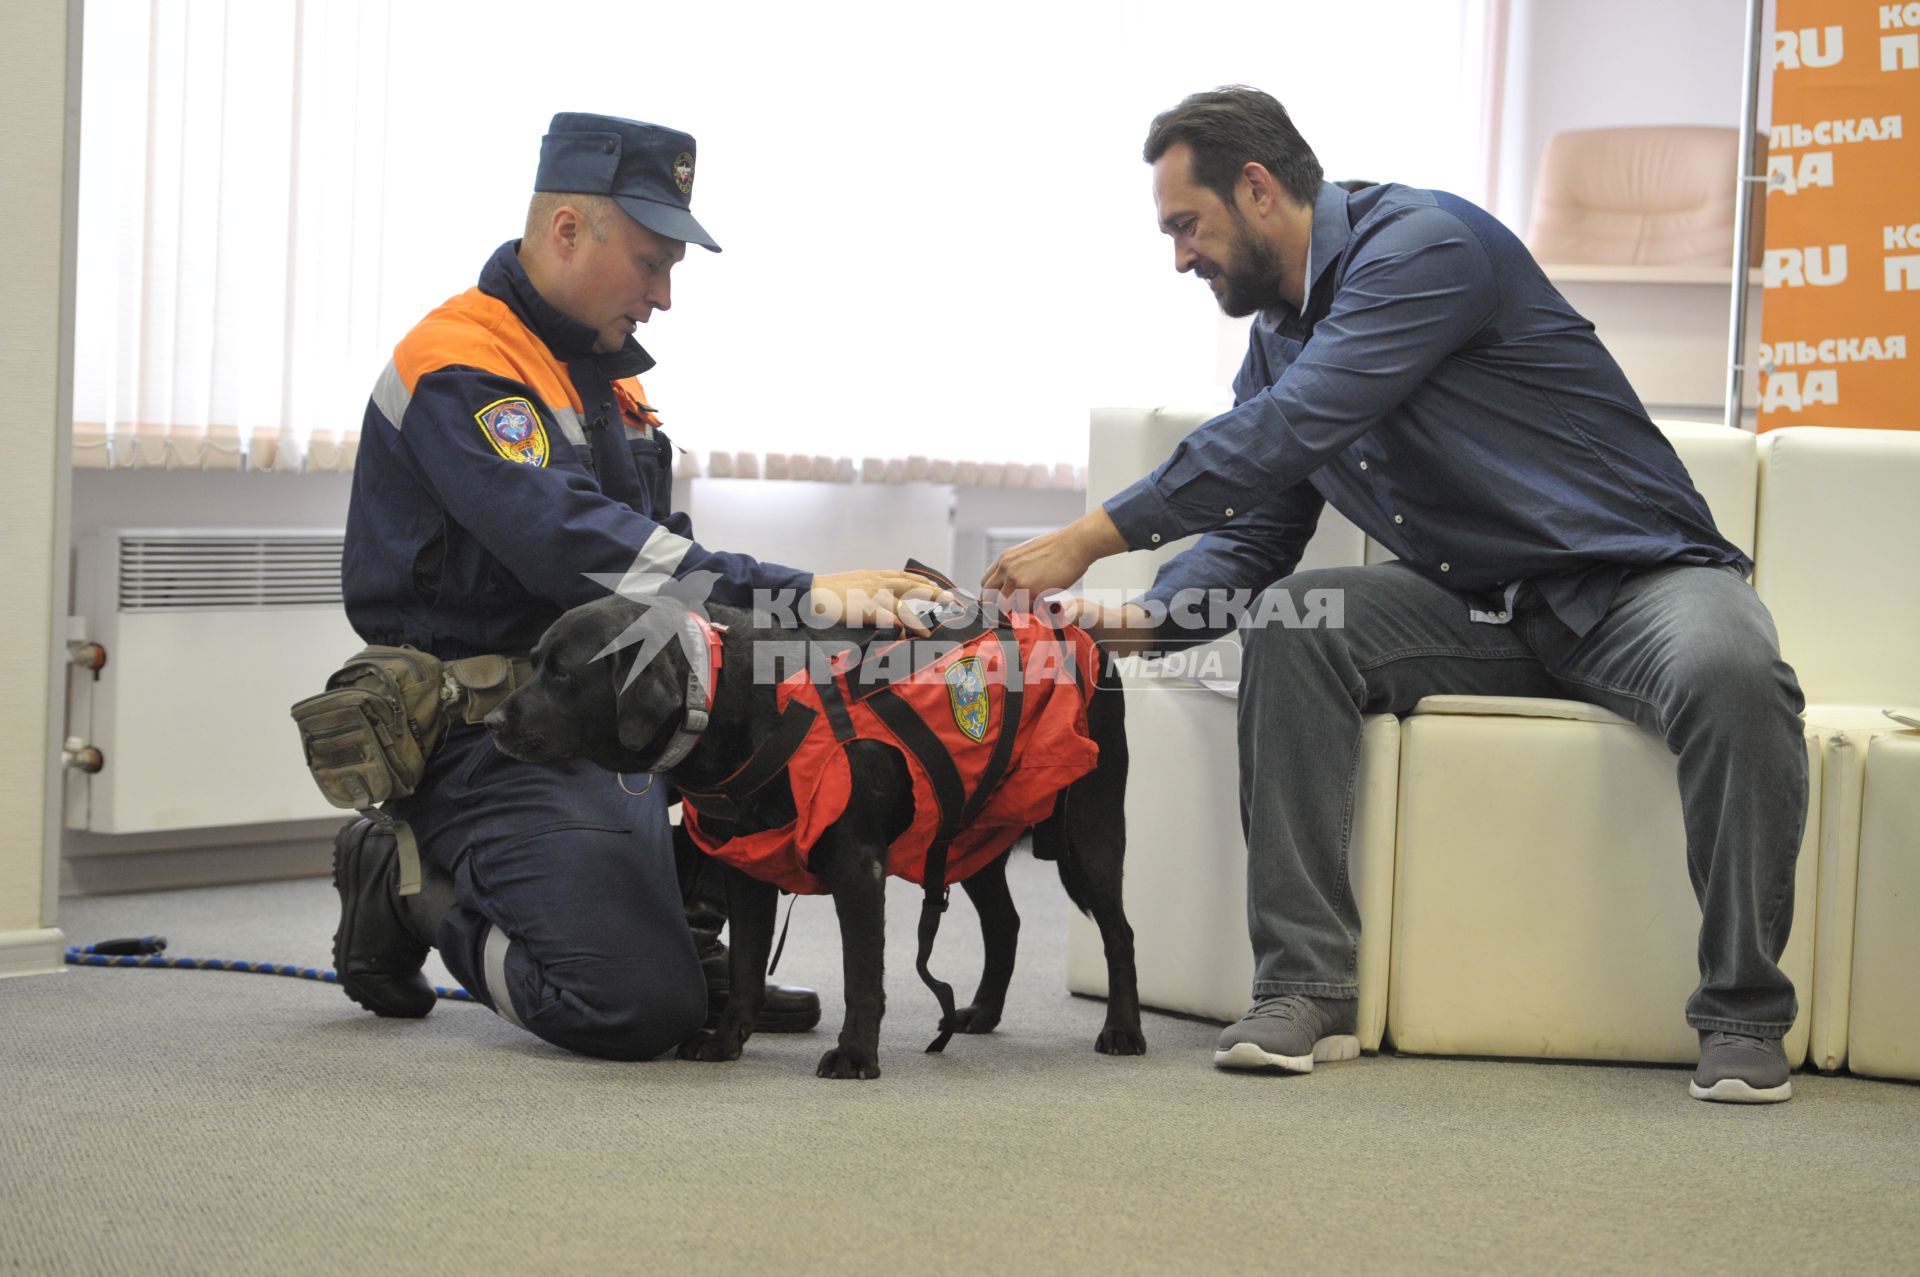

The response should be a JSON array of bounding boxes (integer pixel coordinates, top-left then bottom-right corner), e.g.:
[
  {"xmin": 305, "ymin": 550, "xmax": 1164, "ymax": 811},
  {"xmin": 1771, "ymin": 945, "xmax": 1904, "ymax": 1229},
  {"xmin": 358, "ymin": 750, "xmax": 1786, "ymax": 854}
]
[
  {"xmin": 331, "ymin": 817, "xmax": 453, "ymax": 1019},
  {"xmin": 701, "ymin": 946, "xmax": 823, "ymax": 1033},
  {"xmin": 675, "ymin": 817, "xmax": 821, "ymax": 1033}
]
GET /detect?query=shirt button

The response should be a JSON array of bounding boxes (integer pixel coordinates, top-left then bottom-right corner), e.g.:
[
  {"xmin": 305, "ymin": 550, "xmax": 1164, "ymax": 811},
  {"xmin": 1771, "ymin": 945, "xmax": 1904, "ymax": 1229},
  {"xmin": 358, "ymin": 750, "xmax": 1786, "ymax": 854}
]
[
  {"xmin": 1497, "ymin": 611, "xmax": 1508, "ymax": 620},
  {"xmin": 1393, "ymin": 514, "xmax": 1404, "ymax": 524},
  {"xmin": 1224, "ymin": 508, "xmax": 1234, "ymax": 517},
  {"xmin": 1150, "ymin": 533, "xmax": 1162, "ymax": 544},
  {"xmin": 1440, "ymin": 563, "xmax": 1451, "ymax": 572},
  {"xmin": 1359, "ymin": 461, "xmax": 1369, "ymax": 471}
]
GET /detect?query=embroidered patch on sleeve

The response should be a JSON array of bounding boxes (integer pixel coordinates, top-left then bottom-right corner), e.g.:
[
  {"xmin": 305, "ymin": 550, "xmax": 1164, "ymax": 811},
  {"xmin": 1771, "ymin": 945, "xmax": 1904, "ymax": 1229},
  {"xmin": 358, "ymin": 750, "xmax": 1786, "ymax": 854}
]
[{"xmin": 474, "ymin": 397, "xmax": 550, "ymax": 467}]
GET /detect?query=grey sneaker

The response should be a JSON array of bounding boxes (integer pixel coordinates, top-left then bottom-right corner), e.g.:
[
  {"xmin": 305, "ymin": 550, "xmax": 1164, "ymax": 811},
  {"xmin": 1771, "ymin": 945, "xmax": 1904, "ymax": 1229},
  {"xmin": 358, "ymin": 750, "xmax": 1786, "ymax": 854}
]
[
  {"xmin": 1215, "ymin": 994, "xmax": 1360, "ymax": 1073},
  {"xmin": 1690, "ymin": 1030, "xmax": 1792, "ymax": 1103}
]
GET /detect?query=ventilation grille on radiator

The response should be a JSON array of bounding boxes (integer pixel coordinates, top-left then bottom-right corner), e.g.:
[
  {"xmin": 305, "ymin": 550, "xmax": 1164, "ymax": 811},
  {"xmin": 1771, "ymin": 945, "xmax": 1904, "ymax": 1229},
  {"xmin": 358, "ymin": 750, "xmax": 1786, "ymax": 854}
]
[{"xmin": 116, "ymin": 533, "xmax": 346, "ymax": 610}]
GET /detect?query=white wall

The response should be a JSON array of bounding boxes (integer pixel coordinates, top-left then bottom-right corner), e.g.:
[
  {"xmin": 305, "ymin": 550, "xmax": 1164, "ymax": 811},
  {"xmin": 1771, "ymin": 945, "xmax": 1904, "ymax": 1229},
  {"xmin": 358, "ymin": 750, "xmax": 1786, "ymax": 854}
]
[
  {"xmin": 1495, "ymin": 0, "xmax": 1762, "ymax": 235},
  {"xmin": 75, "ymin": 0, "xmax": 1496, "ymax": 475},
  {"xmin": 1, "ymin": 0, "xmax": 75, "ymax": 970},
  {"xmin": 70, "ymin": 471, "xmax": 351, "ymax": 540}
]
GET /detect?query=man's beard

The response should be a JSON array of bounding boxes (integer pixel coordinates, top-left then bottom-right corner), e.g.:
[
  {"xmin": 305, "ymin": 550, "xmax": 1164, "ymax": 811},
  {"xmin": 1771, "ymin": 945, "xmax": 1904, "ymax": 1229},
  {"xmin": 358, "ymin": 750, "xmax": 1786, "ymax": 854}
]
[{"xmin": 1205, "ymin": 216, "xmax": 1288, "ymax": 318}]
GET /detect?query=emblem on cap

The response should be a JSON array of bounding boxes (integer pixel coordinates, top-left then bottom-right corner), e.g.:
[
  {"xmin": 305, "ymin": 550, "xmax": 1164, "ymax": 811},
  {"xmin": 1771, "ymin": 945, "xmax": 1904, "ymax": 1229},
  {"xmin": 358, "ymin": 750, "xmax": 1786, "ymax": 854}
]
[
  {"xmin": 672, "ymin": 151, "xmax": 695, "ymax": 195},
  {"xmin": 474, "ymin": 397, "xmax": 550, "ymax": 467}
]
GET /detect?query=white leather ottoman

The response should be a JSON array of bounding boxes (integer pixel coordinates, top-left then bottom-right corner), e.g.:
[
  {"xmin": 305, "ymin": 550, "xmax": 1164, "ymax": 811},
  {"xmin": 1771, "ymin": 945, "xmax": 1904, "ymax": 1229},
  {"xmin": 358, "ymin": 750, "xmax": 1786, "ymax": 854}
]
[
  {"xmin": 1752, "ymin": 426, "xmax": 1920, "ymax": 1070},
  {"xmin": 1843, "ymin": 727, "xmax": 1920, "ymax": 1081},
  {"xmin": 1387, "ymin": 696, "xmax": 1820, "ymax": 1065}
]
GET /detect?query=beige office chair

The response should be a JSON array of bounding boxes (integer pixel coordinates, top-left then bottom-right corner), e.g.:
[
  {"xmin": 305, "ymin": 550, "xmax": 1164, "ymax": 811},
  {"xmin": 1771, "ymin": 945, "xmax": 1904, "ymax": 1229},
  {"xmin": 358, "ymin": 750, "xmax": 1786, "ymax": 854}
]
[{"xmin": 1527, "ymin": 126, "xmax": 1763, "ymax": 268}]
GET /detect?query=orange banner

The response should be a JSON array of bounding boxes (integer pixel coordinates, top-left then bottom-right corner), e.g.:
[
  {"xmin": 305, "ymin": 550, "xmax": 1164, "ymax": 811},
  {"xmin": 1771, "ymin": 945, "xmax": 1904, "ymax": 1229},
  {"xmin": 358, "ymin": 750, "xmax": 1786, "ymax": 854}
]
[{"xmin": 1759, "ymin": 0, "xmax": 1920, "ymax": 431}]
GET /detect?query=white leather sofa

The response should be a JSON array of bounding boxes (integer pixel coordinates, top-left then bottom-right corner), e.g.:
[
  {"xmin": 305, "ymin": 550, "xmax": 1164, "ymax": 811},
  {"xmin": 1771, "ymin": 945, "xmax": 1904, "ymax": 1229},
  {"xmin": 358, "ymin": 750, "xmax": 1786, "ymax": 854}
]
[
  {"xmin": 1846, "ymin": 729, "xmax": 1920, "ymax": 1080},
  {"xmin": 1752, "ymin": 427, "xmax": 1920, "ymax": 1073},
  {"xmin": 1072, "ymin": 408, "xmax": 1916, "ymax": 1077}
]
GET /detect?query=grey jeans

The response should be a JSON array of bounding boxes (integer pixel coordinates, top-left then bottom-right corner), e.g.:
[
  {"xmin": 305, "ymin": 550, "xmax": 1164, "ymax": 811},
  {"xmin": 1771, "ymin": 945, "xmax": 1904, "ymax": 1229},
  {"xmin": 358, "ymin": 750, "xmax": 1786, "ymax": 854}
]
[{"xmin": 1235, "ymin": 561, "xmax": 1808, "ymax": 1036}]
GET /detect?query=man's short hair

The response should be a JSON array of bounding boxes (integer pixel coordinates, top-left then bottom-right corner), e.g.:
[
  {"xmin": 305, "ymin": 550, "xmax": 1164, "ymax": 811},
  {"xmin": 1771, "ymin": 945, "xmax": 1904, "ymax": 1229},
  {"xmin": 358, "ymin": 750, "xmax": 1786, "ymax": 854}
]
[
  {"xmin": 523, "ymin": 191, "xmax": 623, "ymax": 244},
  {"xmin": 1143, "ymin": 86, "xmax": 1324, "ymax": 209}
]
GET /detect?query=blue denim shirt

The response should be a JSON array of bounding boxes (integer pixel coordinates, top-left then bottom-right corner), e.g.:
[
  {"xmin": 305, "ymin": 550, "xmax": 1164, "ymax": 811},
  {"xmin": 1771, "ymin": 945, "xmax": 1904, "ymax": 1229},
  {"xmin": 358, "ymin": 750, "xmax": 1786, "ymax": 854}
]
[{"xmin": 1103, "ymin": 182, "xmax": 1747, "ymax": 639}]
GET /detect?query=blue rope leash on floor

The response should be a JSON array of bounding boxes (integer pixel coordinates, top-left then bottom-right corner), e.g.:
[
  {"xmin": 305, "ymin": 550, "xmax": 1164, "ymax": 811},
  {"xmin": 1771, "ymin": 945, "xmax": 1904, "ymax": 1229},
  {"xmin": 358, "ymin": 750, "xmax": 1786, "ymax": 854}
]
[{"xmin": 65, "ymin": 936, "xmax": 475, "ymax": 1001}]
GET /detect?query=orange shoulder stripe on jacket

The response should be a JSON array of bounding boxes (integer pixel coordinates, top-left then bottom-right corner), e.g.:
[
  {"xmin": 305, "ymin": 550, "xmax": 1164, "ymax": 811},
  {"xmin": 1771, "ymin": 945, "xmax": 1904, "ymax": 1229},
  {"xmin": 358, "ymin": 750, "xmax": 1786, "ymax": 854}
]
[{"xmin": 391, "ymin": 287, "xmax": 581, "ymax": 414}]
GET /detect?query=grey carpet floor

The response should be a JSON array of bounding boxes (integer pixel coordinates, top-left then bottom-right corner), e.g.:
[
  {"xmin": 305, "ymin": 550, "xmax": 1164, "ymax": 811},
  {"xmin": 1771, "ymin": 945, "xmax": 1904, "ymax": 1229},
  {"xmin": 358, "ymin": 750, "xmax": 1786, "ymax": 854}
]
[{"xmin": 5, "ymin": 850, "xmax": 1919, "ymax": 1276}]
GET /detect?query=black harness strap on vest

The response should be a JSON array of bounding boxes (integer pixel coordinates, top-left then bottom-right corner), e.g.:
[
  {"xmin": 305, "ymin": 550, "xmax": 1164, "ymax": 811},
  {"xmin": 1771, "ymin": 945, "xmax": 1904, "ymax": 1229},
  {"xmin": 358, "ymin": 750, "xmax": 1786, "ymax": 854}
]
[
  {"xmin": 812, "ymin": 642, "xmax": 860, "ymax": 743},
  {"xmin": 765, "ymin": 890, "xmax": 800, "ymax": 977},
  {"xmin": 956, "ymin": 628, "xmax": 1027, "ymax": 828},
  {"xmin": 847, "ymin": 596, "xmax": 1003, "ymax": 701},
  {"xmin": 848, "ymin": 637, "xmax": 963, "ymax": 702},
  {"xmin": 867, "ymin": 623, "xmax": 1026, "ymax": 1053},
  {"xmin": 675, "ymin": 700, "xmax": 818, "ymax": 823},
  {"xmin": 903, "ymin": 558, "xmax": 959, "ymax": 592},
  {"xmin": 678, "ymin": 635, "xmax": 860, "ymax": 820},
  {"xmin": 862, "ymin": 692, "xmax": 970, "ymax": 841}
]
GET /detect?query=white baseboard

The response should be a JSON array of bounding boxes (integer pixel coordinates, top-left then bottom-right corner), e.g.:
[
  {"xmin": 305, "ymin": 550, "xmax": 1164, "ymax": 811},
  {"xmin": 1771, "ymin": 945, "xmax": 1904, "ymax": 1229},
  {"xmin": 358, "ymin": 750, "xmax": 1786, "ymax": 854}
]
[
  {"xmin": 61, "ymin": 837, "xmax": 333, "ymax": 896},
  {"xmin": 60, "ymin": 816, "xmax": 341, "ymax": 896},
  {"xmin": 0, "ymin": 928, "xmax": 69, "ymax": 979}
]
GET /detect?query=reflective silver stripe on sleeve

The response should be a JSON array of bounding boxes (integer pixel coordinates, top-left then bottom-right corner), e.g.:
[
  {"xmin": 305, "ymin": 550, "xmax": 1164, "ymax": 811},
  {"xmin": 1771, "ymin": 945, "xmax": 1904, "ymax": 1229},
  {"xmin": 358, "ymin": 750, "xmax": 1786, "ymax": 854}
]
[
  {"xmin": 372, "ymin": 359, "xmax": 411, "ymax": 428},
  {"xmin": 622, "ymin": 421, "xmax": 655, "ymax": 441},
  {"xmin": 615, "ymin": 526, "xmax": 695, "ymax": 592},
  {"xmin": 380, "ymin": 360, "xmax": 580, "ymax": 450},
  {"xmin": 482, "ymin": 925, "xmax": 525, "ymax": 1029},
  {"xmin": 550, "ymin": 406, "xmax": 588, "ymax": 448}
]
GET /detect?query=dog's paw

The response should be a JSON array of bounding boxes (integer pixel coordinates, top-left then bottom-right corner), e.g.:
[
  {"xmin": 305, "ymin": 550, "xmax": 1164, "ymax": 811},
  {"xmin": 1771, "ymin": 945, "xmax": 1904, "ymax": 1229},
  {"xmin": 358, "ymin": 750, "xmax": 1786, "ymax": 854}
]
[
  {"xmin": 677, "ymin": 1029, "xmax": 744, "ymax": 1063},
  {"xmin": 1095, "ymin": 1025, "xmax": 1147, "ymax": 1056},
  {"xmin": 947, "ymin": 1004, "xmax": 1003, "ymax": 1035},
  {"xmin": 815, "ymin": 1046, "xmax": 882, "ymax": 1080}
]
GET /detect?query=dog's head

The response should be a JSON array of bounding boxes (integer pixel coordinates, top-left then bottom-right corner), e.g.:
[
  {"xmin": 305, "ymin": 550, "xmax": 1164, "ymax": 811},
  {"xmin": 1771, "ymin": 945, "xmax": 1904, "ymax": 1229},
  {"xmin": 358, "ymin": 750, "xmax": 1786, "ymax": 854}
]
[{"xmin": 486, "ymin": 594, "xmax": 707, "ymax": 775}]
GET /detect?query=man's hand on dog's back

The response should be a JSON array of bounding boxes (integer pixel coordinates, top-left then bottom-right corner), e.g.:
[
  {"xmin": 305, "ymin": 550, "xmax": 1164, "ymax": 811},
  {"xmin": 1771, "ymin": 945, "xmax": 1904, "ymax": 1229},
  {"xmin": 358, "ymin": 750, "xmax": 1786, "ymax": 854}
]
[{"xmin": 807, "ymin": 570, "xmax": 956, "ymax": 636}]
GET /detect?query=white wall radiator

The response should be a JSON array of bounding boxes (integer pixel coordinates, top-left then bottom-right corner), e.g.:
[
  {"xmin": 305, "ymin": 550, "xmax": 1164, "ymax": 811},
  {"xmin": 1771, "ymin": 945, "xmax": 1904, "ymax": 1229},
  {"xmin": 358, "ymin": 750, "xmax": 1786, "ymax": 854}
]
[{"xmin": 66, "ymin": 529, "xmax": 363, "ymax": 834}]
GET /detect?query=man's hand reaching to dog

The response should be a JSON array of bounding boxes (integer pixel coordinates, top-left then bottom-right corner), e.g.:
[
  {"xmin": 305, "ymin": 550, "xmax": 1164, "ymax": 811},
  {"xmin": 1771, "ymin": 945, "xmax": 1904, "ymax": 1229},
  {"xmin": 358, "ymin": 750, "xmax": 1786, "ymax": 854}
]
[
  {"xmin": 977, "ymin": 508, "xmax": 1161, "ymax": 652},
  {"xmin": 980, "ymin": 509, "xmax": 1128, "ymax": 604},
  {"xmin": 807, "ymin": 570, "xmax": 956, "ymax": 636}
]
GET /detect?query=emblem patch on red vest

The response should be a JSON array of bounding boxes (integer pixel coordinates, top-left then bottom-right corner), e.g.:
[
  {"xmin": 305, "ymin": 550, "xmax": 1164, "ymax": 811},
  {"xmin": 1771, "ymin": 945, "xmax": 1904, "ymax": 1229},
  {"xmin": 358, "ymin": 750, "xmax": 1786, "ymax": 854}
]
[
  {"xmin": 946, "ymin": 656, "xmax": 990, "ymax": 742},
  {"xmin": 474, "ymin": 397, "xmax": 549, "ymax": 467}
]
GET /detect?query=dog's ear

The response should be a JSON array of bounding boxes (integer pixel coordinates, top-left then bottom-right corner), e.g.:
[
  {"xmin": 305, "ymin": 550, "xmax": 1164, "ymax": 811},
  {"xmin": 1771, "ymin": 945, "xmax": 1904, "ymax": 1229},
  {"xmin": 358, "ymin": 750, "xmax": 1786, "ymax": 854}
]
[
  {"xmin": 611, "ymin": 644, "xmax": 658, "ymax": 752},
  {"xmin": 596, "ymin": 596, "xmax": 696, "ymax": 756}
]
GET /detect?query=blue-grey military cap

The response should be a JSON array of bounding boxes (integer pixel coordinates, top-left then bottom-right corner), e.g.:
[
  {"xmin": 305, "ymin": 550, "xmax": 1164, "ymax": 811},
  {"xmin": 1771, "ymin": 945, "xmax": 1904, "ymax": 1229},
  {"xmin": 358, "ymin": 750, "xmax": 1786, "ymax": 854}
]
[{"xmin": 535, "ymin": 112, "xmax": 721, "ymax": 252}]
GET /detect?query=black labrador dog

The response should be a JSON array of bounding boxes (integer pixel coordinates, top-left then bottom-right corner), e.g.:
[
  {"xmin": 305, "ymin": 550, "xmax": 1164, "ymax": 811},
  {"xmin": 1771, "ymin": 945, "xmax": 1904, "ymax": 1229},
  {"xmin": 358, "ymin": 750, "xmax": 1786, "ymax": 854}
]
[{"xmin": 485, "ymin": 591, "xmax": 1144, "ymax": 1080}]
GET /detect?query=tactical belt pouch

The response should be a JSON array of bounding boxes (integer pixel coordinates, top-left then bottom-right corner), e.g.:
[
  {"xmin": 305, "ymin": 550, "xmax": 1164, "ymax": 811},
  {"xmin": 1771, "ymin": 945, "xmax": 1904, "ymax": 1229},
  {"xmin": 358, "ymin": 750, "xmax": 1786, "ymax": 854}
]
[
  {"xmin": 292, "ymin": 646, "xmax": 531, "ymax": 896},
  {"xmin": 290, "ymin": 646, "xmax": 451, "ymax": 811},
  {"xmin": 443, "ymin": 652, "xmax": 531, "ymax": 726}
]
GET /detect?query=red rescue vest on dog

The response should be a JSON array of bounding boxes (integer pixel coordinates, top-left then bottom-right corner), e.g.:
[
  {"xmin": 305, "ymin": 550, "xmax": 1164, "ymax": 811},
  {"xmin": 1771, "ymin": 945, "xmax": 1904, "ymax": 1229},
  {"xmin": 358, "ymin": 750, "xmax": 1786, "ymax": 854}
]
[{"xmin": 680, "ymin": 612, "xmax": 1100, "ymax": 895}]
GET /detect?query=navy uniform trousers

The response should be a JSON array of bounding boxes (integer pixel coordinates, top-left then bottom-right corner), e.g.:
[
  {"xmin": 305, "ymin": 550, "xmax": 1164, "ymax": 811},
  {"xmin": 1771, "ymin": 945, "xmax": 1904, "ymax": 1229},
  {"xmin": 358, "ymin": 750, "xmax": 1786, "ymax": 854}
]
[{"xmin": 392, "ymin": 723, "xmax": 708, "ymax": 1060}]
